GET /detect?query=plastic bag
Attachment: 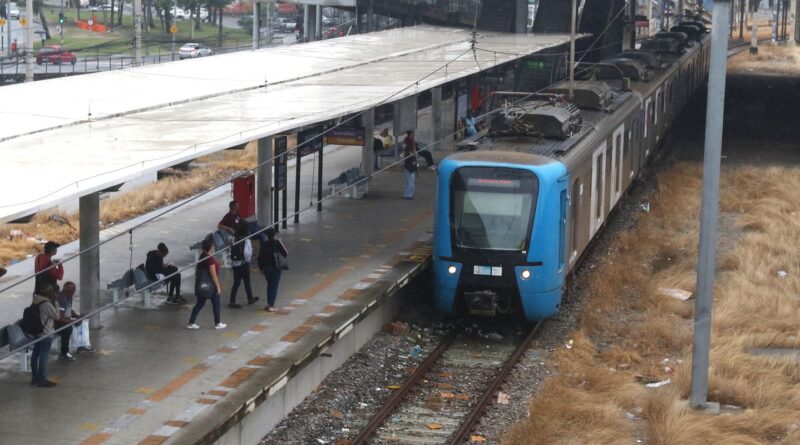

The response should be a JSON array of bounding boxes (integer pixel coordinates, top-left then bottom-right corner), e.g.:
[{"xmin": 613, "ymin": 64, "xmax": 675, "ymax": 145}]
[{"xmin": 69, "ymin": 320, "xmax": 92, "ymax": 350}]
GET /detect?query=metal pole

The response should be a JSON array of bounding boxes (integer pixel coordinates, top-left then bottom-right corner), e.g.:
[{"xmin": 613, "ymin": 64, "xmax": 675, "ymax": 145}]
[
  {"xmin": 171, "ymin": 1, "xmax": 176, "ymax": 60},
  {"xmin": 568, "ymin": 0, "xmax": 576, "ymax": 100},
  {"xmin": 294, "ymin": 141, "xmax": 301, "ymax": 223},
  {"xmin": 315, "ymin": 4, "xmax": 321, "ymax": 41},
  {"xmin": 25, "ymin": 0, "xmax": 33, "ymax": 82},
  {"xmin": 134, "ymin": 0, "xmax": 142, "ymax": 65},
  {"xmin": 60, "ymin": 0, "xmax": 64, "ymax": 45},
  {"xmin": 252, "ymin": 0, "xmax": 258, "ymax": 49},
  {"xmin": 690, "ymin": 0, "xmax": 731, "ymax": 410},
  {"xmin": 431, "ymin": 86, "xmax": 443, "ymax": 151},
  {"xmin": 739, "ymin": 0, "xmax": 745, "ymax": 39},
  {"xmin": 6, "ymin": 2, "xmax": 11, "ymax": 53},
  {"xmin": 317, "ymin": 140, "xmax": 323, "ymax": 212}
]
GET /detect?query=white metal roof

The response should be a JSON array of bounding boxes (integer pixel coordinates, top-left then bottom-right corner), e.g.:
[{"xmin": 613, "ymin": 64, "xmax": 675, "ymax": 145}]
[{"xmin": 0, "ymin": 26, "xmax": 571, "ymax": 223}]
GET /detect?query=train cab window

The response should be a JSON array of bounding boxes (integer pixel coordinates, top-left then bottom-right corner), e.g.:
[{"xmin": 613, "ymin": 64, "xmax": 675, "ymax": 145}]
[{"xmin": 450, "ymin": 167, "xmax": 538, "ymax": 251}]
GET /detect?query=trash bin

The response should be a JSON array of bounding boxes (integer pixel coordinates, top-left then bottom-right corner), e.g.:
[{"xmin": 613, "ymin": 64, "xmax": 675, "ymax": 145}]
[{"xmin": 232, "ymin": 174, "xmax": 256, "ymax": 219}]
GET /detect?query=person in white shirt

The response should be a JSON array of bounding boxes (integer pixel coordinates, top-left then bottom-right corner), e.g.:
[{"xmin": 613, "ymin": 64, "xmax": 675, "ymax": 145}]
[{"xmin": 228, "ymin": 223, "xmax": 258, "ymax": 308}]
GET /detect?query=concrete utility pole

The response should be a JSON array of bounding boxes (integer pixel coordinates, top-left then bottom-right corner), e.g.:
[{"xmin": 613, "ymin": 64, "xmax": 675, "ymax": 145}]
[
  {"xmin": 772, "ymin": 0, "xmax": 778, "ymax": 41},
  {"xmin": 690, "ymin": 0, "xmax": 731, "ymax": 410},
  {"xmin": 134, "ymin": 0, "xmax": 142, "ymax": 65},
  {"xmin": 750, "ymin": 0, "xmax": 758, "ymax": 54},
  {"xmin": 25, "ymin": 0, "xmax": 33, "ymax": 82},
  {"xmin": 252, "ymin": 0, "xmax": 258, "ymax": 49},
  {"xmin": 568, "ymin": 0, "xmax": 576, "ymax": 99},
  {"xmin": 79, "ymin": 192, "xmax": 101, "ymax": 329}
]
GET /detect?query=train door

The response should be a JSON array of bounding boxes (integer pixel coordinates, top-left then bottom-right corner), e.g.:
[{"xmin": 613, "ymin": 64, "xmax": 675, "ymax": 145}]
[
  {"xmin": 655, "ymin": 87, "xmax": 662, "ymax": 142},
  {"xmin": 569, "ymin": 178, "xmax": 582, "ymax": 265},
  {"xmin": 628, "ymin": 118, "xmax": 636, "ymax": 180},
  {"xmin": 611, "ymin": 124, "xmax": 624, "ymax": 206},
  {"xmin": 590, "ymin": 143, "xmax": 606, "ymax": 236}
]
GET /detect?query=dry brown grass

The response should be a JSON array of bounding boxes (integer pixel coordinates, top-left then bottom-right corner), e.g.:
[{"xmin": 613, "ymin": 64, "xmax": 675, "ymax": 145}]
[
  {"xmin": 728, "ymin": 43, "xmax": 800, "ymax": 76},
  {"xmin": 504, "ymin": 161, "xmax": 800, "ymax": 444},
  {"xmin": 0, "ymin": 142, "xmax": 258, "ymax": 266}
]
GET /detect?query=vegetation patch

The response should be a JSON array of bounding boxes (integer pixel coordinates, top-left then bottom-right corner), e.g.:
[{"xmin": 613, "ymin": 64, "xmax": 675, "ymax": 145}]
[{"xmin": 505, "ymin": 163, "xmax": 800, "ymax": 444}]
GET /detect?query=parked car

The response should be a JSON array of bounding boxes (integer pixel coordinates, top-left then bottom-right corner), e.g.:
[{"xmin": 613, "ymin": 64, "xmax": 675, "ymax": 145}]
[
  {"xmin": 36, "ymin": 45, "xmax": 77, "ymax": 65},
  {"xmin": 283, "ymin": 21, "xmax": 297, "ymax": 32},
  {"xmin": 199, "ymin": 7, "xmax": 208, "ymax": 21},
  {"xmin": 172, "ymin": 7, "xmax": 186, "ymax": 19},
  {"xmin": 321, "ymin": 15, "xmax": 333, "ymax": 26},
  {"xmin": 178, "ymin": 43, "xmax": 212, "ymax": 59},
  {"xmin": 8, "ymin": 3, "xmax": 20, "ymax": 19}
]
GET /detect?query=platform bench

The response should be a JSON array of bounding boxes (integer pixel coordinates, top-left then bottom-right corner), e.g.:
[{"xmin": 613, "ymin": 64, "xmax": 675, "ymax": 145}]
[
  {"xmin": 190, "ymin": 231, "xmax": 232, "ymax": 268},
  {"xmin": 107, "ymin": 267, "xmax": 165, "ymax": 309},
  {"xmin": 328, "ymin": 167, "xmax": 369, "ymax": 199}
]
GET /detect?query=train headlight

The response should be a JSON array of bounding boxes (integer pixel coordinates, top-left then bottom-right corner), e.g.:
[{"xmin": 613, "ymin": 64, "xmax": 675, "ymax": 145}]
[
  {"xmin": 520, "ymin": 269, "xmax": 531, "ymax": 280},
  {"xmin": 447, "ymin": 265, "xmax": 457, "ymax": 275}
]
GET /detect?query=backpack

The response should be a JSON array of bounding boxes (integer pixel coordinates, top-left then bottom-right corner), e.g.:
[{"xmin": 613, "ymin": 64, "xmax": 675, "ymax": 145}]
[
  {"xmin": 404, "ymin": 155, "xmax": 418, "ymax": 173},
  {"xmin": 231, "ymin": 242, "xmax": 245, "ymax": 262},
  {"xmin": 21, "ymin": 301, "xmax": 46, "ymax": 336}
]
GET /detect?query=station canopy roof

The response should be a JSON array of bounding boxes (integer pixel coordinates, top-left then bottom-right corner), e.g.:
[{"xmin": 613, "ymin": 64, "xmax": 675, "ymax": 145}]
[{"xmin": 0, "ymin": 26, "xmax": 572, "ymax": 224}]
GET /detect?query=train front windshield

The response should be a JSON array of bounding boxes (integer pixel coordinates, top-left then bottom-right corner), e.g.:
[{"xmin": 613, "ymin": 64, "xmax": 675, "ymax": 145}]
[{"xmin": 451, "ymin": 167, "xmax": 538, "ymax": 251}]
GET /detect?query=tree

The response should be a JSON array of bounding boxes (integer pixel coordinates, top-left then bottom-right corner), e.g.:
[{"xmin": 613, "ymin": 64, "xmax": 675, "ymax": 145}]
[{"xmin": 206, "ymin": 0, "xmax": 231, "ymax": 47}]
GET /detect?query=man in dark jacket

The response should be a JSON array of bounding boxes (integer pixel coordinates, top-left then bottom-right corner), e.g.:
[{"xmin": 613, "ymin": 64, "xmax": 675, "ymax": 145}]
[{"xmin": 145, "ymin": 243, "xmax": 185, "ymax": 304}]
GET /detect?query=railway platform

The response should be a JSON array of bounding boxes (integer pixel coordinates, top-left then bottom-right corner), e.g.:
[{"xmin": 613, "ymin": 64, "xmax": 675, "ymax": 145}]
[{"xmin": 0, "ymin": 127, "xmax": 441, "ymax": 444}]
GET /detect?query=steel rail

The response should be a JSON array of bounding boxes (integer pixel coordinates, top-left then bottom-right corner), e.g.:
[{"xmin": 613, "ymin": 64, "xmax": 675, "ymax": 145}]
[
  {"xmin": 349, "ymin": 327, "xmax": 461, "ymax": 445},
  {"xmin": 447, "ymin": 320, "xmax": 544, "ymax": 445}
]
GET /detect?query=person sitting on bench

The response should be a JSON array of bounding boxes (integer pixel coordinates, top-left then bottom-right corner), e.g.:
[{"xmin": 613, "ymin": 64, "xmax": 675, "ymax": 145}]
[{"xmin": 145, "ymin": 243, "xmax": 185, "ymax": 304}]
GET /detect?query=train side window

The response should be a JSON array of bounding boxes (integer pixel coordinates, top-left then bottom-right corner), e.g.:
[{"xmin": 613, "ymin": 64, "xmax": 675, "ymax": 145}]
[
  {"xmin": 613, "ymin": 124, "xmax": 624, "ymax": 203},
  {"xmin": 643, "ymin": 99, "xmax": 651, "ymax": 138},
  {"xmin": 570, "ymin": 179, "xmax": 581, "ymax": 262}
]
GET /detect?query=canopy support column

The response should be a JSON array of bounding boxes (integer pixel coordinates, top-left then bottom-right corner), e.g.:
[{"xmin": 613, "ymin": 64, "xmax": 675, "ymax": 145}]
[
  {"xmin": 362, "ymin": 108, "xmax": 375, "ymax": 177},
  {"xmin": 257, "ymin": 136, "xmax": 273, "ymax": 228},
  {"xmin": 431, "ymin": 86, "xmax": 443, "ymax": 151},
  {"xmin": 79, "ymin": 192, "xmax": 101, "ymax": 328}
]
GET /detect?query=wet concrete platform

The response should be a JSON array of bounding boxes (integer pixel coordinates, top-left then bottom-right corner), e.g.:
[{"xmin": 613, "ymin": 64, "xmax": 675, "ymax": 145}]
[{"xmin": 0, "ymin": 106, "xmax": 448, "ymax": 444}]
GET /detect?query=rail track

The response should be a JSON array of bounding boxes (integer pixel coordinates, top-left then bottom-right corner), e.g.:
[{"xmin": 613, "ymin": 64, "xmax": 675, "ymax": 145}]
[{"xmin": 349, "ymin": 321, "xmax": 543, "ymax": 445}]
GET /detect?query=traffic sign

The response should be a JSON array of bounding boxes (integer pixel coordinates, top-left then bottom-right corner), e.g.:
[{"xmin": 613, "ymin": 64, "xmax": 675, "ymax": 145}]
[
  {"xmin": 0, "ymin": 18, "xmax": 7, "ymax": 27},
  {"xmin": 170, "ymin": 24, "xmax": 177, "ymax": 34},
  {"xmin": 19, "ymin": 17, "xmax": 27, "ymax": 27},
  {"xmin": 87, "ymin": 19, "xmax": 94, "ymax": 26}
]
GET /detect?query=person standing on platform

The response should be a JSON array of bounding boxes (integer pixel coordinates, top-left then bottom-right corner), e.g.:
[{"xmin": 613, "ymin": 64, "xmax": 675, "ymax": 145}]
[
  {"xmin": 403, "ymin": 131, "xmax": 418, "ymax": 200},
  {"xmin": 26, "ymin": 282, "xmax": 60, "ymax": 387},
  {"xmin": 145, "ymin": 243, "xmax": 185, "ymax": 304},
  {"xmin": 187, "ymin": 239, "xmax": 226, "ymax": 330},
  {"xmin": 35, "ymin": 241, "xmax": 64, "ymax": 291},
  {"xmin": 229, "ymin": 224, "xmax": 258, "ymax": 308},
  {"xmin": 217, "ymin": 200, "xmax": 241, "ymax": 244},
  {"xmin": 258, "ymin": 228, "xmax": 288, "ymax": 312},
  {"xmin": 11, "ymin": 39, "xmax": 18, "ymax": 58}
]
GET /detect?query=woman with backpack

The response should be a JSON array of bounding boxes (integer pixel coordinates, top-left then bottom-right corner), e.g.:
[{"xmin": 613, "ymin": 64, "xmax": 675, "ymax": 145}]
[
  {"xmin": 258, "ymin": 228, "xmax": 288, "ymax": 312},
  {"xmin": 187, "ymin": 238, "xmax": 226, "ymax": 329},
  {"xmin": 229, "ymin": 224, "xmax": 258, "ymax": 308}
]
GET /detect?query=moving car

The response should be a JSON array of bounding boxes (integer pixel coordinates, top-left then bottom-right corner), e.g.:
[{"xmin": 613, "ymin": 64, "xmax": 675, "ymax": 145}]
[
  {"xmin": 178, "ymin": 43, "xmax": 212, "ymax": 59},
  {"xmin": 36, "ymin": 45, "xmax": 77, "ymax": 65}
]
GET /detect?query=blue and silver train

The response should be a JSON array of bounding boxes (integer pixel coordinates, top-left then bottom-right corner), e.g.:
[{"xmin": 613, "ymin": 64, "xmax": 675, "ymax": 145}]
[{"xmin": 433, "ymin": 20, "xmax": 711, "ymax": 322}]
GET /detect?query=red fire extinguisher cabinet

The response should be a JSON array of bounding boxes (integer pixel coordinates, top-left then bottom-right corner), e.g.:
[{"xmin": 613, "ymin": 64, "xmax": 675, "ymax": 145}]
[{"xmin": 232, "ymin": 174, "xmax": 256, "ymax": 219}]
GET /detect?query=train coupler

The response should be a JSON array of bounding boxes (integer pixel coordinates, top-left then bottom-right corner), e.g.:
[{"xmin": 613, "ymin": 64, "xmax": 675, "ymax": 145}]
[{"xmin": 466, "ymin": 290, "xmax": 499, "ymax": 317}]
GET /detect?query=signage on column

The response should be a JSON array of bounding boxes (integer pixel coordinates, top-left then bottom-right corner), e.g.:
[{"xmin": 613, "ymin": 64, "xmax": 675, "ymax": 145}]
[
  {"xmin": 274, "ymin": 135, "xmax": 288, "ymax": 191},
  {"xmin": 297, "ymin": 125, "xmax": 324, "ymax": 157}
]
